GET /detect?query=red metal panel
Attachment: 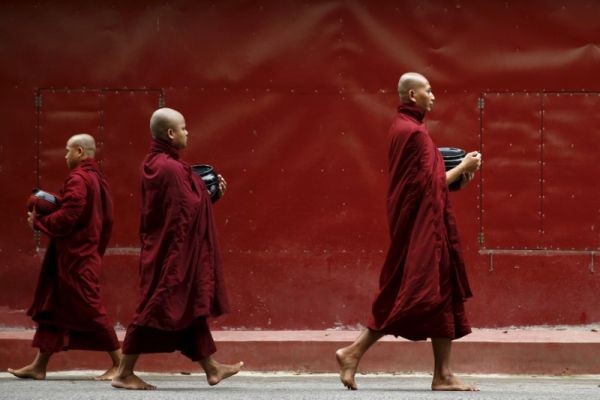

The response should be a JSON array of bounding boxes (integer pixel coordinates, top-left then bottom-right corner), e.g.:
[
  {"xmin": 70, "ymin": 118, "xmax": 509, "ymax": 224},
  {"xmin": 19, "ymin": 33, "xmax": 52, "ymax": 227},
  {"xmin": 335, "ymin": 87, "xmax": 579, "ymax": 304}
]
[
  {"xmin": 467, "ymin": 253, "xmax": 600, "ymax": 326},
  {"xmin": 0, "ymin": 87, "xmax": 40, "ymax": 320},
  {"xmin": 481, "ymin": 93, "xmax": 542, "ymax": 249},
  {"xmin": 542, "ymin": 93, "xmax": 600, "ymax": 250}
]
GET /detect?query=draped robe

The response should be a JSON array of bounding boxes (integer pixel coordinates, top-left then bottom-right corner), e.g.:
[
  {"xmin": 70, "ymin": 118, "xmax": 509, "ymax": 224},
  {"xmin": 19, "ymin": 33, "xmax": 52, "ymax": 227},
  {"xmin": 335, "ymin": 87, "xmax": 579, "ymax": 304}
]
[
  {"xmin": 367, "ymin": 104, "xmax": 473, "ymax": 341},
  {"xmin": 28, "ymin": 159, "xmax": 119, "ymax": 352},
  {"xmin": 123, "ymin": 139, "xmax": 229, "ymax": 359}
]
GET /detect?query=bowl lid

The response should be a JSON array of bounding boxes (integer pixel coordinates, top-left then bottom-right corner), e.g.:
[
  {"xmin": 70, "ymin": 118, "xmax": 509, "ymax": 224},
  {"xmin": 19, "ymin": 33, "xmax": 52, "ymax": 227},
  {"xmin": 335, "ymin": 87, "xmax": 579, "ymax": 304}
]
[
  {"xmin": 191, "ymin": 164, "xmax": 214, "ymax": 175},
  {"xmin": 438, "ymin": 147, "xmax": 465, "ymax": 159}
]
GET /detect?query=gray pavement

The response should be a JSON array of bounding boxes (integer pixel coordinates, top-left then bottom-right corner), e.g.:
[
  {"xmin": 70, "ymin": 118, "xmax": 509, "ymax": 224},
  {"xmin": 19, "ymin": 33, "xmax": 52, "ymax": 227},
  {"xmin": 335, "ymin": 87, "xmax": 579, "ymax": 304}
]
[{"xmin": 0, "ymin": 372, "xmax": 599, "ymax": 400}]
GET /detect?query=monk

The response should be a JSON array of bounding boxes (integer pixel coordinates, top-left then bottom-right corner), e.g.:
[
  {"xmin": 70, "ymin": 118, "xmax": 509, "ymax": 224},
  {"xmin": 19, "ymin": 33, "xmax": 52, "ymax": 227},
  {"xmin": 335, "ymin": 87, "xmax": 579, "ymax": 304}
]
[
  {"xmin": 111, "ymin": 108, "xmax": 243, "ymax": 390},
  {"xmin": 336, "ymin": 72, "xmax": 482, "ymax": 391},
  {"xmin": 8, "ymin": 134, "xmax": 121, "ymax": 380}
]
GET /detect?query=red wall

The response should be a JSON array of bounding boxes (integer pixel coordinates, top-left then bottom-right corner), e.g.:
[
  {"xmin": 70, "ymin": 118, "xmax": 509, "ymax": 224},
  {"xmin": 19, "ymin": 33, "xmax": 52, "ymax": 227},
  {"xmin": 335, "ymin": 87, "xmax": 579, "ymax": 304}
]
[{"xmin": 1, "ymin": 1, "xmax": 599, "ymax": 330}]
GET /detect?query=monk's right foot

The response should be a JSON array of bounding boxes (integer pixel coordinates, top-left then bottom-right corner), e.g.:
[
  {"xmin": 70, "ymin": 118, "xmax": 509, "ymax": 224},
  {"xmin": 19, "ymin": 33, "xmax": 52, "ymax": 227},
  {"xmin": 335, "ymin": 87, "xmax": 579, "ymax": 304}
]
[
  {"xmin": 335, "ymin": 347, "xmax": 359, "ymax": 390},
  {"xmin": 7, "ymin": 365, "xmax": 46, "ymax": 380},
  {"xmin": 205, "ymin": 361, "xmax": 244, "ymax": 386},
  {"xmin": 432, "ymin": 374, "xmax": 479, "ymax": 391},
  {"xmin": 111, "ymin": 373, "xmax": 156, "ymax": 390},
  {"xmin": 94, "ymin": 365, "xmax": 119, "ymax": 381}
]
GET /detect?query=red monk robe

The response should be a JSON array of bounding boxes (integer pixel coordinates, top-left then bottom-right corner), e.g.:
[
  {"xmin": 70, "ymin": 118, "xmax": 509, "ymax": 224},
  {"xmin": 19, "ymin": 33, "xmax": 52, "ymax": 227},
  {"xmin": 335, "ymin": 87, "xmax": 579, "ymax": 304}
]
[
  {"xmin": 368, "ymin": 104, "xmax": 473, "ymax": 341},
  {"xmin": 28, "ymin": 159, "xmax": 119, "ymax": 352},
  {"xmin": 122, "ymin": 139, "xmax": 229, "ymax": 361}
]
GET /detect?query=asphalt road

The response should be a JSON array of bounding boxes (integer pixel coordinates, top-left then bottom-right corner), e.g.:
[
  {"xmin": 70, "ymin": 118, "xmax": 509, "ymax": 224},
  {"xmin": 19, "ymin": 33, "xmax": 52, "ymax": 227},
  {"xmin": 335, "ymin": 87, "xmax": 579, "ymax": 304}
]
[{"xmin": 0, "ymin": 372, "xmax": 598, "ymax": 400}]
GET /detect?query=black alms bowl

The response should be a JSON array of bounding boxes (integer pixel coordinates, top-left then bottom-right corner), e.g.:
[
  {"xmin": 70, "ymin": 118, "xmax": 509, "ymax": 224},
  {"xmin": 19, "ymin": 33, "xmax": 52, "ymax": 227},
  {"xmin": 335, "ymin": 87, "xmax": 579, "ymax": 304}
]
[
  {"xmin": 191, "ymin": 164, "xmax": 221, "ymax": 201},
  {"xmin": 438, "ymin": 147, "xmax": 465, "ymax": 191},
  {"xmin": 438, "ymin": 147, "xmax": 465, "ymax": 170}
]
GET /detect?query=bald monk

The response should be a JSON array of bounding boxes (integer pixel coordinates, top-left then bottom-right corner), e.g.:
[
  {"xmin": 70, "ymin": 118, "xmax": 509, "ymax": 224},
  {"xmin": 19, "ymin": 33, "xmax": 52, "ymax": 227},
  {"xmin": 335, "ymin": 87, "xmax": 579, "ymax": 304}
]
[
  {"xmin": 335, "ymin": 73, "xmax": 482, "ymax": 391},
  {"xmin": 111, "ymin": 108, "xmax": 243, "ymax": 390},
  {"xmin": 8, "ymin": 134, "xmax": 121, "ymax": 380}
]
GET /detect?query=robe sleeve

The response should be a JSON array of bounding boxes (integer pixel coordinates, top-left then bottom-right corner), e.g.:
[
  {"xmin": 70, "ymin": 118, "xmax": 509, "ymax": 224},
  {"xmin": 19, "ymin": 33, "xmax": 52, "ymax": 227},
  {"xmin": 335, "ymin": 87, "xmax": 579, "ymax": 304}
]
[
  {"xmin": 389, "ymin": 129, "xmax": 436, "ymax": 201},
  {"xmin": 34, "ymin": 174, "xmax": 87, "ymax": 238},
  {"xmin": 144, "ymin": 162, "xmax": 193, "ymax": 277},
  {"xmin": 407, "ymin": 129, "xmax": 436, "ymax": 187},
  {"xmin": 164, "ymin": 168, "xmax": 191, "ymax": 261}
]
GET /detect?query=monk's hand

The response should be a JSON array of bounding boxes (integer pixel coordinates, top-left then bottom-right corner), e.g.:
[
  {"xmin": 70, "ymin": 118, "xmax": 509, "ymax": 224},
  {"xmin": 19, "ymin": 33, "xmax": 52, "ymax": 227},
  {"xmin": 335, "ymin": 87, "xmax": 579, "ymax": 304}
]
[
  {"xmin": 218, "ymin": 174, "xmax": 227, "ymax": 197},
  {"xmin": 27, "ymin": 208, "xmax": 35, "ymax": 230},
  {"xmin": 460, "ymin": 151, "xmax": 482, "ymax": 174}
]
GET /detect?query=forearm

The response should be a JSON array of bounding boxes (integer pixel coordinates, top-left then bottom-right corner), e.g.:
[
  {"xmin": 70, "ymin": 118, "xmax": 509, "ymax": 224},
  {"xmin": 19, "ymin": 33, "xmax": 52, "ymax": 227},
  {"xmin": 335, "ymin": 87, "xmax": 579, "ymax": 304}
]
[{"xmin": 445, "ymin": 165, "xmax": 465, "ymax": 185}]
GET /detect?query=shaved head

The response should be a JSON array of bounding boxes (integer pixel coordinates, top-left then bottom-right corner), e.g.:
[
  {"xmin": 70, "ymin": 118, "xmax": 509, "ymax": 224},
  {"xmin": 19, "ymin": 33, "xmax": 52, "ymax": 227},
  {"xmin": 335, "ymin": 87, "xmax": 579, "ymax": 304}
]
[
  {"xmin": 67, "ymin": 133, "xmax": 96, "ymax": 157},
  {"xmin": 397, "ymin": 72, "xmax": 429, "ymax": 103},
  {"xmin": 65, "ymin": 133, "xmax": 96, "ymax": 169},
  {"xmin": 150, "ymin": 108, "xmax": 185, "ymax": 140}
]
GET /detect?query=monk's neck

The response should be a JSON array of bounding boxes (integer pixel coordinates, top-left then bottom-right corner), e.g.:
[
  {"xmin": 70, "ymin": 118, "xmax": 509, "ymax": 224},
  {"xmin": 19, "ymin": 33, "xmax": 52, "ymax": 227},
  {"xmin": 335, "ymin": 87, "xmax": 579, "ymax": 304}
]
[
  {"xmin": 151, "ymin": 138, "xmax": 180, "ymax": 159},
  {"xmin": 398, "ymin": 103, "xmax": 426, "ymax": 123},
  {"xmin": 72, "ymin": 158, "xmax": 97, "ymax": 170}
]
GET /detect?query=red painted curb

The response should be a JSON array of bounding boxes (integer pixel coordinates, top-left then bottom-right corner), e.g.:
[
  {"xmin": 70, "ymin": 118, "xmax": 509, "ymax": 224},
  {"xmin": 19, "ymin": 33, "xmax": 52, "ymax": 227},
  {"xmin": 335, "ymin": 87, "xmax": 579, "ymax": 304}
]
[{"xmin": 2, "ymin": 329, "xmax": 600, "ymax": 375}]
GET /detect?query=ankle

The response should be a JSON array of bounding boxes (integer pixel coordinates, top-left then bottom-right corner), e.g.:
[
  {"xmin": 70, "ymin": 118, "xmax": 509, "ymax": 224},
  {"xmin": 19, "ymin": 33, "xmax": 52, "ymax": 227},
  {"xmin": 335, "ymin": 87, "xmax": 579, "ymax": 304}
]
[
  {"xmin": 434, "ymin": 369, "xmax": 453, "ymax": 380},
  {"xmin": 116, "ymin": 368, "xmax": 134, "ymax": 378},
  {"xmin": 343, "ymin": 346, "xmax": 362, "ymax": 359},
  {"xmin": 30, "ymin": 364, "xmax": 47, "ymax": 372},
  {"xmin": 200, "ymin": 358, "xmax": 217, "ymax": 373}
]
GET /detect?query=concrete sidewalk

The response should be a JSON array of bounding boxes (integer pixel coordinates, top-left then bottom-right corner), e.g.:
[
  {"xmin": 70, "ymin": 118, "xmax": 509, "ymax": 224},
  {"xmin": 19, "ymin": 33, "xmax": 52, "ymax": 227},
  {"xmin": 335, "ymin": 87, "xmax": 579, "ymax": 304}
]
[
  {"xmin": 1, "ymin": 372, "xmax": 600, "ymax": 400},
  {"xmin": 1, "ymin": 327, "xmax": 600, "ymax": 375}
]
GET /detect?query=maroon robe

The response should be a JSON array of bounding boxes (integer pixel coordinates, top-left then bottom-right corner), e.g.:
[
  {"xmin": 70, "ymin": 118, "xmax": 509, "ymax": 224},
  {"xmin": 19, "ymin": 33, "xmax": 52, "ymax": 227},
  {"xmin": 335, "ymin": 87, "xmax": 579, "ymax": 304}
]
[
  {"xmin": 367, "ymin": 104, "xmax": 473, "ymax": 341},
  {"xmin": 127, "ymin": 139, "xmax": 229, "ymax": 337},
  {"xmin": 122, "ymin": 317, "xmax": 216, "ymax": 361},
  {"xmin": 28, "ymin": 159, "xmax": 119, "ymax": 352}
]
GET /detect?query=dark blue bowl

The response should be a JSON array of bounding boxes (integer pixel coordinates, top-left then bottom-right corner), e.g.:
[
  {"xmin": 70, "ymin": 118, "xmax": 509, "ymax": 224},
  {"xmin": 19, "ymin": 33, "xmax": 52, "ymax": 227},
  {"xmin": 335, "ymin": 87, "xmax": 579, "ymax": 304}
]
[
  {"xmin": 438, "ymin": 147, "xmax": 466, "ymax": 170},
  {"xmin": 438, "ymin": 147, "xmax": 465, "ymax": 191},
  {"xmin": 191, "ymin": 164, "xmax": 221, "ymax": 201}
]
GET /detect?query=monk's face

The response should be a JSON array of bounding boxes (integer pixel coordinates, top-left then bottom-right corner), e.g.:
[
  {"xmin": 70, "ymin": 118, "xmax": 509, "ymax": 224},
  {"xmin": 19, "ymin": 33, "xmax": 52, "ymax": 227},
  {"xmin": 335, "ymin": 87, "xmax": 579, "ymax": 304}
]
[
  {"xmin": 410, "ymin": 81, "xmax": 435, "ymax": 112},
  {"xmin": 65, "ymin": 142, "xmax": 83, "ymax": 169},
  {"xmin": 167, "ymin": 114, "xmax": 188, "ymax": 149}
]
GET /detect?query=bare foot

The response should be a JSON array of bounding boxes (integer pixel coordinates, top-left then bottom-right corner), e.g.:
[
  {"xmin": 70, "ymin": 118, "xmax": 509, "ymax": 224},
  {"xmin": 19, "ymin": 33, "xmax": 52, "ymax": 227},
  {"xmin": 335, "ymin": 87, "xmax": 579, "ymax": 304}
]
[
  {"xmin": 94, "ymin": 365, "xmax": 119, "ymax": 381},
  {"xmin": 432, "ymin": 374, "xmax": 479, "ymax": 391},
  {"xmin": 7, "ymin": 365, "xmax": 46, "ymax": 380},
  {"xmin": 111, "ymin": 373, "xmax": 156, "ymax": 390},
  {"xmin": 205, "ymin": 361, "xmax": 244, "ymax": 386},
  {"xmin": 335, "ymin": 347, "xmax": 359, "ymax": 390}
]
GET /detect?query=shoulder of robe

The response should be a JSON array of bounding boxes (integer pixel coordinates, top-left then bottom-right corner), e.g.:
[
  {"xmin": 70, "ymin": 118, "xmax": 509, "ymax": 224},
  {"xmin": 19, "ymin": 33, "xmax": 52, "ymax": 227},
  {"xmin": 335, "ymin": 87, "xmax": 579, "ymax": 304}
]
[
  {"xmin": 65, "ymin": 170, "xmax": 90, "ymax": 189},
  {"xmin": 390, "ymin": 115, "xmax": 423, "ymax": 137},
  {"xmin": 153, "ymin": 154, "xmax": 187, "ymax": 181},
  {"xmin": 408, "ymin": 128, "xmax": 430, "ymax": 145},
  {"xmin": 59, "ymin": 172, "xmax": 89, "ymax": 202},
  {"xmin": 392, "ymin": 128, "xmax": 426, "ymax": 148},
  {"xmin": 404, "ymin": 130, "xmax": 435, "ymax": 164}
]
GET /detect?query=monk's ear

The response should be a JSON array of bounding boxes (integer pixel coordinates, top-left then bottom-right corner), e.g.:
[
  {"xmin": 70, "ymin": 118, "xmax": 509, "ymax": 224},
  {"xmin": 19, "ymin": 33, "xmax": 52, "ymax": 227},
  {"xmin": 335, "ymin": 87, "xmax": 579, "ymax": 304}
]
[
  {"xmin": 76, "ymin": 145, "xmax": 85, "ymax": 157},
  {"xmin": 408, "ymin": 89, "xmax": 416, "ymax": 103},
  {"xmin": 166, "ymin": 128, "xmax": 175, "ymax": 141}
]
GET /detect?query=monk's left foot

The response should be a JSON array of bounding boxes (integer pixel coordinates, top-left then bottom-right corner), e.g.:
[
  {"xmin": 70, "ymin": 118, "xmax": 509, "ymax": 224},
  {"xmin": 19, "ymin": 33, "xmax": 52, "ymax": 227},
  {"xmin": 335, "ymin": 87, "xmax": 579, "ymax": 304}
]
[
  {"xmin": 205, "ymin": 361, "xmax": 244, "ymax": 386},
  {"xmin": 7, "ymin": 365, "xmax": 46, "ymax": 380},
  {"xmin": 94, "ymin": 365, "xmax": 119, "ymax": 381},
  {"xmin": 335, "ymin": 347, "xmax": 359, "ymax": 390},
  {"xmin": 111, "ymin": 373, "xmax": 156, "ymax": 390},
  {"xmin": 432, "ymin": 374, "xmax": 479, "ymax": 391}
]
